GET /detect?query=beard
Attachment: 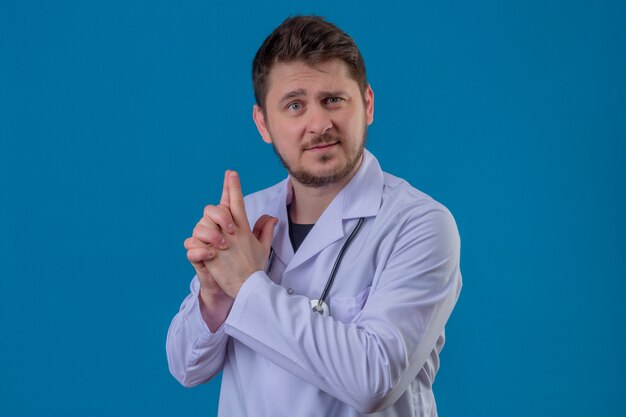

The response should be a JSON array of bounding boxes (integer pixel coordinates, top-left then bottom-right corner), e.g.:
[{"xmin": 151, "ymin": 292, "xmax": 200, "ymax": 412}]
[{"xmin": 271, "ymin": 127, "xmax": 367, "ymax": 188}]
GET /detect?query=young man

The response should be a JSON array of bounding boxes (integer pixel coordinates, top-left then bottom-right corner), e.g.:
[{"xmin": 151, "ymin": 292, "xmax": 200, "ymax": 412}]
[{"xmin": 167, "ymin": 16, "xmax": 462, "ymax": 416}]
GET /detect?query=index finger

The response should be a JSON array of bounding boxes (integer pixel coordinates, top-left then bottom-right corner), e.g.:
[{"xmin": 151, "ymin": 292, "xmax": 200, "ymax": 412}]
[
  {"xmin": 219, "ymin": 170, "xmax": 230, "ymax": 207},
  {"xmin": 228, "ymin": 171, "xmax": 250, "ymax": 229}
]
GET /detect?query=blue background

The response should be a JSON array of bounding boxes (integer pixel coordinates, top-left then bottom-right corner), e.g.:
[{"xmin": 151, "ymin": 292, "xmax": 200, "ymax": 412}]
[{"xmin": 1, "ymin": 1, "xmax": 625, "ymax": 416}]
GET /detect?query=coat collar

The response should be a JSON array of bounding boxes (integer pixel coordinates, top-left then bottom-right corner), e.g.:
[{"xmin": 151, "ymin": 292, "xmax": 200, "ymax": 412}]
[{"xmin": 266, "ymin": 149, "xmax": 384, "ymax": 273}]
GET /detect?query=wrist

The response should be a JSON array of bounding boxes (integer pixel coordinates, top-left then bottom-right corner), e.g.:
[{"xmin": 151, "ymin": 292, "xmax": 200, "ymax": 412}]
[
  {"xmin": 199, "ymin": 284, "xmax": 232, "ymax": 307},
  {"xmin": 226, "ymin": 267, "xmax": 263, "ymax": 298},
  {"xmin": 224, "ymin": 280, "xmax": 245, "ymax": 299},
  {"xmin": 198, "ymin": 289, "xmax": 233, "ymax": 332}
]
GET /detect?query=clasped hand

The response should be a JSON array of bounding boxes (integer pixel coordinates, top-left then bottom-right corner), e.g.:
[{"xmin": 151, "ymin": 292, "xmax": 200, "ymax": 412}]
[{"xmin": 184, "ymin": 170, "xmax": 277, "ymax": 299}]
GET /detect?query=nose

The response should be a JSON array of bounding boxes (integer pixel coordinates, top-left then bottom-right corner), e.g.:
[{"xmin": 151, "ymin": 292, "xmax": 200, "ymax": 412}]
[{"xmin": 307, "ymin": 104, "xmax": 333, "ymax": 135}]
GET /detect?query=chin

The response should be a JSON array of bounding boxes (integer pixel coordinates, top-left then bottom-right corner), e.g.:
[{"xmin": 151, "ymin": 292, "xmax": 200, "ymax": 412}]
[{"xmin": 293, "ymin": 161, "xmax": 357, "ymax": 187}]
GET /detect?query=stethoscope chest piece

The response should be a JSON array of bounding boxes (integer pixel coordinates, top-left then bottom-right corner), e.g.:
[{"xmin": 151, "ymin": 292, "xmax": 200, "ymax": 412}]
[{"xmin": 310, "ymin": 299, "xmax": 330, "ymax": 316}]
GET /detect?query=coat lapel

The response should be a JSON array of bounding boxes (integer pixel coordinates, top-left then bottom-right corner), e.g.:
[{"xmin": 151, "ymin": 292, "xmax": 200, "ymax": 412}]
[
  {"xmin": 266, "ymin": 183, "xmax": 294, "ymax": 269},
  {"xmin": 284, "ymin": 195, "xmax": 345, "ymax": 274}
]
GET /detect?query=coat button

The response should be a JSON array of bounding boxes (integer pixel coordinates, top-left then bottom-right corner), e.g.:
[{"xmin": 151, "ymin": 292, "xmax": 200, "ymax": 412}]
[{"xmin": 287, "ymin": 288, "xmax": 294, "ymax": 295}]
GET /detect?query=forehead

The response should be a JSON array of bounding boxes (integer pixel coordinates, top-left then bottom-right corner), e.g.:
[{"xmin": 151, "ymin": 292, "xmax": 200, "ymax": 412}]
[{"xmin": 265, "ymin": 59, "xmax": 358, "ymax": 100}]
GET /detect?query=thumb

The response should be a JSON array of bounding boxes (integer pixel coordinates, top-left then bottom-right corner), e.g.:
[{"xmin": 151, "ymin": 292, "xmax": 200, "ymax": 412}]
[{"xmin": 254, "ymin": 215, "xmax": 278, "ymax": 255}]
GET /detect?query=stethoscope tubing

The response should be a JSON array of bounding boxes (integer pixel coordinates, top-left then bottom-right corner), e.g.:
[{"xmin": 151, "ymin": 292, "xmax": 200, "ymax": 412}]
[{"xmin": 315, "ymin": 217, "xmax": 364, "ymax": 310}]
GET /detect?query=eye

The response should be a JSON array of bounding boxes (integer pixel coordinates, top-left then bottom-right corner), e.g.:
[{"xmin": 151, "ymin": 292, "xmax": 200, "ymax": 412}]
[
  {"xmin": 325, "ymin": 97, "xmax": 344, "ymax": 105},
  {"xmin": 287, "ymin": 101, "xmax": 302, "ymax": 111}
]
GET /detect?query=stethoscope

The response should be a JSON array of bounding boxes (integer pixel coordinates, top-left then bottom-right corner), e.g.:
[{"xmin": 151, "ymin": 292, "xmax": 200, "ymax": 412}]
[{"xmin": 265, "ymin": 217, "xmax": 365, "ymax": 316}]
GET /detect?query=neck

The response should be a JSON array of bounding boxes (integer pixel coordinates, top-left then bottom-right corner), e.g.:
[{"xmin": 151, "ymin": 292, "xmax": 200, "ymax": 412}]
[{"xmin": 289, "ymin": 157, "xmax": 363, "ymax": 224}]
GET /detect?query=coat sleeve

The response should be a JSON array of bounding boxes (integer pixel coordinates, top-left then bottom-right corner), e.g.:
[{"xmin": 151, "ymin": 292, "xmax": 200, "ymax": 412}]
[
  {"xmin": 223, "ymin": 207, "xmax": 462, "ymax": 413},
  {"xmin": 165, "ymin": 276, "xmax": 230, "ymax": 387}
]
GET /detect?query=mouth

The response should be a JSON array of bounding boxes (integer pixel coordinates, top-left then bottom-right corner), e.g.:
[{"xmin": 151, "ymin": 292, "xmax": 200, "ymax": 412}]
[{"xmin": 306, "ymin": 142, "xmax": 339, "ymax": 152}]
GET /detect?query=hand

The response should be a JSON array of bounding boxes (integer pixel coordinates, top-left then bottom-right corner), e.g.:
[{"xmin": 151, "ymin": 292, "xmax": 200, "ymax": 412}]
[
  {"xmin": 184, "ymin": 171, "xmax": 238, "ymax": 331},
  {"xmin": 185, "ymin": 171, "xmax": 237, "ymax": 297},
  {"xmin": 204, "ymin": 171, "xmax": 277, "ymax": 298}
]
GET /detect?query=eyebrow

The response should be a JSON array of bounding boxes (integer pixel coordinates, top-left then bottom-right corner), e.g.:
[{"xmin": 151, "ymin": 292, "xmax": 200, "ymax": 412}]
[{"xmin": 278, "ymin": 89, "xmax": 306, "ymax": 105}]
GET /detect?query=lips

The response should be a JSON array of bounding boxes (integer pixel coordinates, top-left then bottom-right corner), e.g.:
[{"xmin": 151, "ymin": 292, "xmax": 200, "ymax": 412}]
[{"xmin": 306, "ymin": 141, "xmax": 339, "ymax": 151}]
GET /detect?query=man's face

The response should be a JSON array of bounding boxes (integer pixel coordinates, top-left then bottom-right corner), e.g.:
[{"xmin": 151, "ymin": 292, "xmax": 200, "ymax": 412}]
[{"xmin": 253, "ymin": 59, "xmax": 374, "ymax": 188}]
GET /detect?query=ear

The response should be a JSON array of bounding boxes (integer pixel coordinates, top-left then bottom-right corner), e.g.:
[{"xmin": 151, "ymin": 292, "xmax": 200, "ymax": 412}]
[
  {"xmin": 253, "ymin": 104, "xmax": 273, "ymax": 144},
  {"xmin": 364, "ymin": 85, "xmax": 374, "ymax": 126}
]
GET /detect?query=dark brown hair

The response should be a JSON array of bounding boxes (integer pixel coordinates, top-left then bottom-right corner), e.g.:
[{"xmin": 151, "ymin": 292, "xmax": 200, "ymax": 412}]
[{"xmin": 252, "ymin": 16, "xmax": 368, "ymax": 108}]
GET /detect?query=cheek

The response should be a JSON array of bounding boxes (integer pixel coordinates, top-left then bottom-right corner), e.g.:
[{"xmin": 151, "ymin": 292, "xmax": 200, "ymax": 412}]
[
  {"xmin": 340, "ymin": 109, "xmax": 365, "ymax": 137},
  {"xmin": 269, "ymin": 115, "xmax": 305, "ymax": 142},
  {"xmin": 284, "ymin": 123, "xmax": 304, "ymax": 140}
]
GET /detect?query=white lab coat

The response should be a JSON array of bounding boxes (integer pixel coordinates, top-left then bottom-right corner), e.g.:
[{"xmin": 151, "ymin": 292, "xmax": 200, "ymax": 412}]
[{"xmin": 166, "ymin": 150, "xmax": 462, "ymax": 416}]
